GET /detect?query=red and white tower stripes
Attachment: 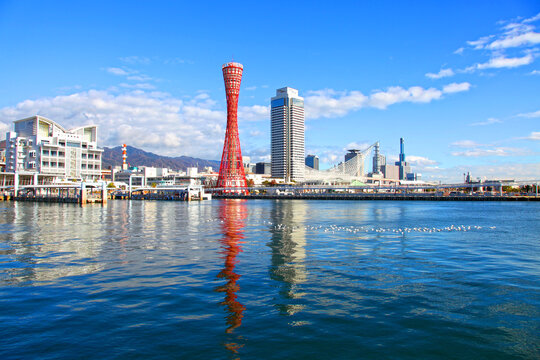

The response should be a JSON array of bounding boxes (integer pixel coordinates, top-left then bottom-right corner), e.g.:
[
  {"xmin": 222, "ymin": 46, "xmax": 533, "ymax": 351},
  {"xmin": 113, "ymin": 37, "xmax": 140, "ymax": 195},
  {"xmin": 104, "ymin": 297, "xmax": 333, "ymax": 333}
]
[
  {"xmin": 122, "ymin": 144, "xmax": 128, "ymax": 170},
  {"xmin": 217, "ymin": 62, "xmax": 247, "ymax": 192}
]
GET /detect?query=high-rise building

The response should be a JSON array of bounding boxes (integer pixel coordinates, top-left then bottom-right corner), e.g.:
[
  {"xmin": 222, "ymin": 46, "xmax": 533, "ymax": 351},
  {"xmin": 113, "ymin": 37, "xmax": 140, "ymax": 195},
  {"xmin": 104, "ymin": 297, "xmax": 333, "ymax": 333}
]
[
  {"xmin": 271, "ymin": 87, "xmax": 305, "ymax": 182},
  {"xmin": 305, "ymin": 154, "xmax": 319, "ymax": 170},
  {"xmin": 395, "ymin": 137, "xmax": 411, "ymax": 180},
  {"xmin": 372, "ymin": 141, "xmax": 385, "ymax": 174},
  {"xmin": 217, "ymin": 62, "xmax": 247, "ymax": 192}
]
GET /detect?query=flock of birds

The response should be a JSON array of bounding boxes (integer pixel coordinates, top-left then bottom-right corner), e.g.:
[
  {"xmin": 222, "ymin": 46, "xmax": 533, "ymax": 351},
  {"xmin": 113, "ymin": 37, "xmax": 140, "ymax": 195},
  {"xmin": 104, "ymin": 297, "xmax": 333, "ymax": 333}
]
[
  {"xmin": 204, "ymin": 219, "xmax": 496, "ymax": 235},
  {"xmin": 262, "ymin": 221, "xmax": 496, "ymax": 235}
]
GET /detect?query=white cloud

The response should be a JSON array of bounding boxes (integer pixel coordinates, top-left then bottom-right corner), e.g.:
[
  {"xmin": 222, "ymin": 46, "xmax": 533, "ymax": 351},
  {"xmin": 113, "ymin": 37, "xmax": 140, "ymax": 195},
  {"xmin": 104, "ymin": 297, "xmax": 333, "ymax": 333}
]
[
  {"xmin": 0, "ymin": 89, "xmax": 228, "ymax": 159},
  {"xmin": 119, "ymin": 83, "xmax": 156, "ymax": 90},
  {"xmin": 426, "ymin": 68, "xmax": 455, "ymax": 79},
  {"xmin": 523, "ymin": 12, "xmax": 540, "ymax": 24},
  {"xmin": 451, "ymin": 140, "xmax": 484, "ymax": 148},
  {"xmin": 107, "ymin": 67, "xmax": 129, "ymax": 76},
  {"xmin": 368, "ymin": 86, "xmax": 443, "ymax": 109},
  {"xmin": 442, "ymin": 82, "xmax": 471, "ymax": 93},
  {"xmin": 119, "ymin": 56, "xmax": 151, "ymax": 65},
  {"xmin": 238, "ymin": 105, "xmax": 269, "ymax": 122},
  {"xmin": 106, "ymin": 67, "xmax": 156, "ymax": 83},
  {"xmin": 451, "ymin": 147, "xmax": 528, "ymax": 157},
  {"xmin": 527, "ymin": 131, "xmax": 540, "ymax": 140},
  {"xmin": 127, "ymin": 74, "xmax": 153, "ymax": 82},
  {"xmin": 469, "ymin": 117, "xmax": 502, "ymax": 126},
  {"xmin": 487, "ymin": 32, "xmax": 540, "ymax": 49},
  {"xmin": 305, "ymin": 89, "xmax": 368, "ymax": 118},
  {"xmin": 476, "ymin": 54, "xmax": 534, "ymax": 69},
  {"xmin": 467, "ymin": 36, "xmax": 494, "ymax": 49},
  {"xmin": 406, "ymin": 155, "xmax": 438, "ymax": 166},
  {"xmin": 454, "ymin": 47, "xmax": 464, "ymax": 55},
  {"xmin": 344, "ymin": 142, "xmax": 372, "ymax": 151},
  {"xmin": 516, "ymin": 109, "xmax": 540, "ymax": 118},
  {"xmin": 245, "ymin": 86, "xmax": 257, "ymax": 91},
  {"xmin": 458, "ymin": 14, "xmax": 540, "ymax": 75},
  {"xmin": 304, "ymin": 84, "xmax": 463, "ymax": 118},
  {"xmin": 530, "ymin": 70, "xmax": 540, "ymax": 75}
]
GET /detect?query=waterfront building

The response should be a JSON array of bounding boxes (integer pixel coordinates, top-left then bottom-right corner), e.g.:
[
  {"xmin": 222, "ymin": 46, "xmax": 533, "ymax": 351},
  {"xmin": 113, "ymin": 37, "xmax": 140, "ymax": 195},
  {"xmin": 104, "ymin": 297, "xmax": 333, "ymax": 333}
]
[
  {"xmin": 305, "ymin": 154, "xmax": 319, "ymax": 170},
  {"xmin": 382, "ymin": 164, "xmax": 400, "ymax": 180},
  {"xmin": 3, "ymin": 115, "xmax": 102, "ymax": 180},
  {"xmin": 344, "ymin": 149, "xmax": 365, "ymax": 177},
  {"xmin": 271, "ymin": 87, "xmax": 305, "ymax": 182}
]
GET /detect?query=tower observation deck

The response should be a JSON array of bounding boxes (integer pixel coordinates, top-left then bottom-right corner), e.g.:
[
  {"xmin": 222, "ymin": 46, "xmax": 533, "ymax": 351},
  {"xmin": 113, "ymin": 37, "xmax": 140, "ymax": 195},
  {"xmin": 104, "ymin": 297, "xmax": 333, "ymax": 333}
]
[{"xmin": 217, "ymin": 62, "xmax": 248, "ymax": 192}]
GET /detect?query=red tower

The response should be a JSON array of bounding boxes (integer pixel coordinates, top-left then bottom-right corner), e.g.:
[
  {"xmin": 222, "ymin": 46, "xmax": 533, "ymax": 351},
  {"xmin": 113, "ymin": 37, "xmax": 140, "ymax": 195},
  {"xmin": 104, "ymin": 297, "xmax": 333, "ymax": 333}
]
[{"xmin": 217, "ymin": 62, "xmax": 248, "ymax": 192}]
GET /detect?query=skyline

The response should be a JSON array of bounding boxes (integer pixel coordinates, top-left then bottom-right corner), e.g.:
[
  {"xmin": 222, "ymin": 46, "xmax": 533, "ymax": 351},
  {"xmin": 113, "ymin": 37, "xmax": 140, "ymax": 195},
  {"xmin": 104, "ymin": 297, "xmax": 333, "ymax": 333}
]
[{"xmin": 0, "ymin": 1, "xmax": 539, "ymax": 182}]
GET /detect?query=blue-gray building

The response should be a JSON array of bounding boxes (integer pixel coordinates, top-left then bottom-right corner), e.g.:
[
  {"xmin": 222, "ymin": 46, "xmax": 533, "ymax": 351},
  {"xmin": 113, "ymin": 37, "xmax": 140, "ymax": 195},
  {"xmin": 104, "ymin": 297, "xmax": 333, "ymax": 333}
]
[{"xmin": 305, "ymin": 154, "xmax": 319, "ymax": 170}]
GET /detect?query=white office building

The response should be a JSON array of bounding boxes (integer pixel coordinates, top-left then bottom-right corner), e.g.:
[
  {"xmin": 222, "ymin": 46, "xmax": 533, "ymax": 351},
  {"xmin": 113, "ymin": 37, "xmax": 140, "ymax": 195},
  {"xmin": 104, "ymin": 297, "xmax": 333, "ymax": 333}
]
[
  {"xmin": 271, "ymin": 87, "xmax": 305, "ymax": 182},
  {"xmin": 4, "ymin": 115, "xmax": 103, "ymax": 180}
]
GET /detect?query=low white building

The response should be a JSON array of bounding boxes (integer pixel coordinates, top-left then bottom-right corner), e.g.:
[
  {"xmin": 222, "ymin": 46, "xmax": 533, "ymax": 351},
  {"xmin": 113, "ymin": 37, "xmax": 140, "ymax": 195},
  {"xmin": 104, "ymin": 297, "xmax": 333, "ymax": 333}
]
[{"xmin": 4, "ymin": 115, "xmax": 103, "ymax": 180}]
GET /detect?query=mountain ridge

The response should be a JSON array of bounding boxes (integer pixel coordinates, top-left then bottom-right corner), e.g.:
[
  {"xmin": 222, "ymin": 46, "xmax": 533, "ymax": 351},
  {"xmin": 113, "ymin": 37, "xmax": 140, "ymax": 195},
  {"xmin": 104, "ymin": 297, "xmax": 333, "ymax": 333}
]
[{"xmin": 102, "ymin": 146, "xmax": 220, "ymax": 171}]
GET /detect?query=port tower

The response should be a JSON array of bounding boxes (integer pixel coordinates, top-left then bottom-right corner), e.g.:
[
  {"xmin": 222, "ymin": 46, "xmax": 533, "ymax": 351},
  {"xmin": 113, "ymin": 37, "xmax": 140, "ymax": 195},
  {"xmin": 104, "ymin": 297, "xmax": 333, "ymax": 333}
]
[{"xmin": 217, "ymin": 62, "xmax": 248, "ymax": 192}]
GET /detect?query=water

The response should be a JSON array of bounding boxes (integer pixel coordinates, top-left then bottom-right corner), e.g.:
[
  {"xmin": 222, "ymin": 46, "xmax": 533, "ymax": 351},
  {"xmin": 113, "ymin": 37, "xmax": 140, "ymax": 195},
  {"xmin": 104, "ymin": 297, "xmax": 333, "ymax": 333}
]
[{"xmin": 0, "ymin": 199, "xmax": 539, "ymax": 359}]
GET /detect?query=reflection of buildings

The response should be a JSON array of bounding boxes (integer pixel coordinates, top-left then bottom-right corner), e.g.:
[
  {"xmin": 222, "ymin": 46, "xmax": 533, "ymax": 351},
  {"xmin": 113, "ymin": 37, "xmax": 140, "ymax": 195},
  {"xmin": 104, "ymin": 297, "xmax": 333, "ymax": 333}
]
[
  {"xmin": 6, "ymin": 202, "xmax": 105, "ymax": 283},
  {"xmin": 269, "ymin": 200, "xmax": 307, "ymax": 315},
  {"xmin": 215, "ymin": 200, "xmax": 247, "ymax": 334}
]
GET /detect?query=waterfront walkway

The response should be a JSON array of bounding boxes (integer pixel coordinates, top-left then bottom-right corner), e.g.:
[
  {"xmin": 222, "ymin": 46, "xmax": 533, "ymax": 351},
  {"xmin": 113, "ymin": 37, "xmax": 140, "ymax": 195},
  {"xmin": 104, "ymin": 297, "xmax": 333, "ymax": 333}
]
[{"xmin": 214, "ymin": 193, "xmax": 540, "ymax": 201}]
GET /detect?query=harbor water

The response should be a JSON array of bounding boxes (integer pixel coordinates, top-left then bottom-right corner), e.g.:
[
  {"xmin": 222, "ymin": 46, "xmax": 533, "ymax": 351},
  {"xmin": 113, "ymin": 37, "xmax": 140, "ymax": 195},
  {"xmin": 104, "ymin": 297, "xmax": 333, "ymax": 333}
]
[{"xmin": 1, "ymin": 200, "xmax": 539, "ymax": 359}]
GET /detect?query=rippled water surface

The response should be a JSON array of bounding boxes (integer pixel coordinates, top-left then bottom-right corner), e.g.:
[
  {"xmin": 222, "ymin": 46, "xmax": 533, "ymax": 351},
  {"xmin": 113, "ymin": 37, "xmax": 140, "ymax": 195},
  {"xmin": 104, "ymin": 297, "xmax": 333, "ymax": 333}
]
[{"xmin": 0, "ymin": 200, "xmax": 539, "ymax": 359}]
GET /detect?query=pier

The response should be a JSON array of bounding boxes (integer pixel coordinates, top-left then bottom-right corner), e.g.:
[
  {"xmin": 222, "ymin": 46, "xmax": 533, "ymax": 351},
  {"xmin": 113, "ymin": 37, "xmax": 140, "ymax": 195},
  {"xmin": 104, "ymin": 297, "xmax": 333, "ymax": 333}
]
[
  {"xmin": 1, "ymin": 182, "xmax": 108, "ymax": 205},
  {"xmin": 114, "ymin": 185, "xmax": 211, "ymax": 201}
]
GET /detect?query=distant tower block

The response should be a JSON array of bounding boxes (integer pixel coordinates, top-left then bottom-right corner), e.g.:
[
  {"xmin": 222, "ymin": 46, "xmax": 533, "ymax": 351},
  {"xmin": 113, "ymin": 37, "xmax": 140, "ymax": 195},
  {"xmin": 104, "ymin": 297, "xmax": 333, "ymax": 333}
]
[{"xmin": 217, "ymin": 62, "xmax": 248, "ymax": 192}]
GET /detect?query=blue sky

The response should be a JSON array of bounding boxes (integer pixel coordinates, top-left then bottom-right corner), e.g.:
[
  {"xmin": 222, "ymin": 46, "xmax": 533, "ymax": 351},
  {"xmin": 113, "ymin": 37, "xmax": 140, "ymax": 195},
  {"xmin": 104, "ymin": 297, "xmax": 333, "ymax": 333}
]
[{"xmin": 0, "ymin": 0, "xmax": 539, "ymax": 182}]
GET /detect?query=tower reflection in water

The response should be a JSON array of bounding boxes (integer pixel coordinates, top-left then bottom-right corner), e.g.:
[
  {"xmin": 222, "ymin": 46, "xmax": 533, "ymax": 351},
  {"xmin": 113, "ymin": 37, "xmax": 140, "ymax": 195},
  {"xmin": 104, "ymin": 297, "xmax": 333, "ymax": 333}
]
[
  {"xmin": 269, "ymin": 200, "xmax": 307, "ymax": 316},
  {"xmin": 215, "ymin": 199, "xmax": 247, "ymax": 338}
]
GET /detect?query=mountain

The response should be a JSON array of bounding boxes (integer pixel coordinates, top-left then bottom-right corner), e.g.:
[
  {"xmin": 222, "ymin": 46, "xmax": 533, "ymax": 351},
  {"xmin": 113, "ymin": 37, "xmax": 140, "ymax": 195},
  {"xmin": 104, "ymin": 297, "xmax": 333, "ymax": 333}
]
[{"xmin": 102, "ymin": 145, "xmax": 220, "ymax": 171}]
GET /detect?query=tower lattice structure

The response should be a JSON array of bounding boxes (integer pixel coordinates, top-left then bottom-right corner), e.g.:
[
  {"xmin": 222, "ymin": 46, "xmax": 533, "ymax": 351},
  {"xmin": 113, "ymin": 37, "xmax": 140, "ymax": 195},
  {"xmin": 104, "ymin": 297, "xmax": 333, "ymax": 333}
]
[{"xmin": 217, "ymin": 62, "xmax": 248, "ymax": 192}]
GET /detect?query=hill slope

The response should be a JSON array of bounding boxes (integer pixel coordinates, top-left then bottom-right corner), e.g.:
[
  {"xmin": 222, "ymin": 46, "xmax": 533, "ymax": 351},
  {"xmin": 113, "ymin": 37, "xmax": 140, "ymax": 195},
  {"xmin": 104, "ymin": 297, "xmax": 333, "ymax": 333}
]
[{"xmin": 102, "ymin": 146, "xmax": 220, "ymax": 171}]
